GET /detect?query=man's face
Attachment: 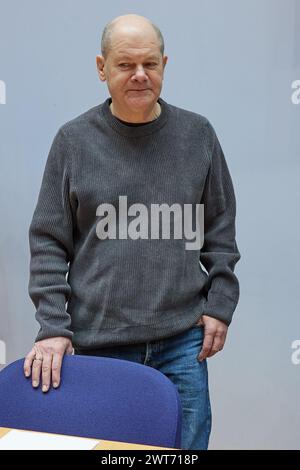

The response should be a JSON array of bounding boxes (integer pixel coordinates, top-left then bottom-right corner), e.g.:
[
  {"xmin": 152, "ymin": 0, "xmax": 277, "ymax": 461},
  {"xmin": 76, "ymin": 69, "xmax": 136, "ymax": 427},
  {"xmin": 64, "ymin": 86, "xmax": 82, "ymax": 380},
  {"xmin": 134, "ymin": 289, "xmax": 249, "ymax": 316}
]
[{"xmin": 96, "ymin": 27, "xmax": 168, "ymax": 115}]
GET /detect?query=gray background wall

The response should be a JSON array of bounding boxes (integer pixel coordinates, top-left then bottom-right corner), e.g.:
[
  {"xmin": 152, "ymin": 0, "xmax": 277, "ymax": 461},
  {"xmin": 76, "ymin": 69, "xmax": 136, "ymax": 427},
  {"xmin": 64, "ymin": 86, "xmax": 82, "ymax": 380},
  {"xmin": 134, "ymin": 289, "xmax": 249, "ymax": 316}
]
[{"xmin": 0, "ymin": 0, "xmax": 299, "ymax": 449}]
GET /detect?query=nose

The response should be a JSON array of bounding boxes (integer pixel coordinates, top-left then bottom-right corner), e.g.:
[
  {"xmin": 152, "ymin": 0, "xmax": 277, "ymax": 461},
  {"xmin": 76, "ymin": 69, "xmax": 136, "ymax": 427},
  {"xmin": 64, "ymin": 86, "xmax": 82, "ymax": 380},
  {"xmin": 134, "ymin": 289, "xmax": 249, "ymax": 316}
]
[{"xmin": 131, "ymin": 65, "xmax": 148, "ymax": 83}]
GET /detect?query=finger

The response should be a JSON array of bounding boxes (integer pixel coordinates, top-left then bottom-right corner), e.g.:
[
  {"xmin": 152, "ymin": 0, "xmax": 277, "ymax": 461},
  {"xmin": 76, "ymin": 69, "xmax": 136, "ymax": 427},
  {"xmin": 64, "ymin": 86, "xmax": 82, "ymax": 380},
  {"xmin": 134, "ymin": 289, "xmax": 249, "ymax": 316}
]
[
  {"xmin": 51, "ymin": 353, "xmax": 64, "ymax": 389},
  {"xmin": 198, "ymin": 330, "xmax": 214, "ymax": 361},
  {"xmin": 23, "ymin": 348, "xmax": 36, "ymax": 378},
  {"xmin": 207, "ymin": 334, "xmax": 224, "ymax": 358},
  {"xmin": 41, "ymin": 354, "xmax": 53, "ymax": 393},
  {"xmin": 31, "ymin": 356, "xmax": 43, "ymax": 388}
]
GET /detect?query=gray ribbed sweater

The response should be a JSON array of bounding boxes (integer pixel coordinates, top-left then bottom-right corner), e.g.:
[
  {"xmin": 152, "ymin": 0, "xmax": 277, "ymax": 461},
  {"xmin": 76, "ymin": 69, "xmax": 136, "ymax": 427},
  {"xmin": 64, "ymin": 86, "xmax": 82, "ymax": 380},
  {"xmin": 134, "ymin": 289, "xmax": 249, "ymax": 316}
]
[{"xmin": 28, "ymin": 96, "xmax": 241, "ymax": 349}]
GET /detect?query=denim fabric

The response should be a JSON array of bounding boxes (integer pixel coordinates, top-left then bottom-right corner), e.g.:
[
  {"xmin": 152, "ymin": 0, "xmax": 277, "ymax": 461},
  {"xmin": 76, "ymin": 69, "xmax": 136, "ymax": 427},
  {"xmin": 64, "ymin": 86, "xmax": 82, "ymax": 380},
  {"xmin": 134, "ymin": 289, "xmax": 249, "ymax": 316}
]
[{"xmin": 75, "ymin": 325, "xmax": 212, "ymax": 450}]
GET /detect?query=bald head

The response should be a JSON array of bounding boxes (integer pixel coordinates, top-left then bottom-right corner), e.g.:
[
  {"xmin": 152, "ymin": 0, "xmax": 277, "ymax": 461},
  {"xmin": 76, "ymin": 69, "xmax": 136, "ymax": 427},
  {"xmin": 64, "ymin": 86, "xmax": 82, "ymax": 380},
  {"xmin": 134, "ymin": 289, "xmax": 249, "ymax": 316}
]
[{"xmin": 101, "ymin": 14, "xmax": 164, "ymax": 59}]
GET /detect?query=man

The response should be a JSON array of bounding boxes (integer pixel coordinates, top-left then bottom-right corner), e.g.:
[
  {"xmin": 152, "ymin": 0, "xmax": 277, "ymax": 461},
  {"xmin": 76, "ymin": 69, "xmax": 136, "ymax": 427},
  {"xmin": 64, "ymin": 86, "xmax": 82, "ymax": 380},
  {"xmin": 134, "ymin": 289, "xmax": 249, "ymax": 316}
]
[{"xmin": 24, "ymin": 14, "xmax": 241, "ymax": 450}]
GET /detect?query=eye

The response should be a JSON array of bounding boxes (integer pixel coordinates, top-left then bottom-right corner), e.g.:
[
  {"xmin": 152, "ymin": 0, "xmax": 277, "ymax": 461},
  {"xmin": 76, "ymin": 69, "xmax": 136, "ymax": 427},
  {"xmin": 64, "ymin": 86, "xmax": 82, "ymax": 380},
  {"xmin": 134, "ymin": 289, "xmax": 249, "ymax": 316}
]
[
  {"xmin": 145, "ymin": 62, "xmax": 157, "ymax": 67},
  {"xmin": 119, "ymin": 63, "xmax": 130, "ymax": 68}
]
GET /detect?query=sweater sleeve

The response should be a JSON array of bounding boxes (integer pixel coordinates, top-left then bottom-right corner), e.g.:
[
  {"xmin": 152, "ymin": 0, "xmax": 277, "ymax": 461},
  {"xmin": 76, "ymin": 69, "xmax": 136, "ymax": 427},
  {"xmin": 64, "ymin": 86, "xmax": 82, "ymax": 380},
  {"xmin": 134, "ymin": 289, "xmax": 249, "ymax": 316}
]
[
  {"xmin": 199, "ymin": 121, "xmax": 241, "ymax": 326},
  {"xmin": 28, "ymin": 127, "xmax": 75, "ymax": 342}
]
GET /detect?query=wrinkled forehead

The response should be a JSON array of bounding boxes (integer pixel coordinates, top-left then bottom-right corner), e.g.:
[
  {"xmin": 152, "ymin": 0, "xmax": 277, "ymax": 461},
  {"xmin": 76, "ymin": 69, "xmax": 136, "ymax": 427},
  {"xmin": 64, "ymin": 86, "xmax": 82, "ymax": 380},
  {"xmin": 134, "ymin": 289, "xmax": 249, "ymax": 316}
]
[
  {"xmin": 109, "ymin": 27, "xmax": 161, "ymax": 59},
  {"xmin": 113, "ymin": 49, "xmax": 161, "ymax": 61}
]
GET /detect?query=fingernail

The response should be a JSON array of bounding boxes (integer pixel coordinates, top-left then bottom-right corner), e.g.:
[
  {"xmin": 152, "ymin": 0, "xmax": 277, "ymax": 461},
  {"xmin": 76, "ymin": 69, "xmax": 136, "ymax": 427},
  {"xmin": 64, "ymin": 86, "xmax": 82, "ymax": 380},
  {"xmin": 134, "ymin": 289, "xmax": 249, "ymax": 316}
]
[
  {"xmin": 33, "ymin": 381, "xmax": 38, "ymax": 387},
  {"xmin": 42, "ymin": 385, "xmax": 48, "ymax": 392},
  {"xmin": 53, "ymin": 382, "xmax": 58, "ymax": 388},
  {"xmin": 25, "ymin": 372, "xmax": 30, "ymax": 377}
]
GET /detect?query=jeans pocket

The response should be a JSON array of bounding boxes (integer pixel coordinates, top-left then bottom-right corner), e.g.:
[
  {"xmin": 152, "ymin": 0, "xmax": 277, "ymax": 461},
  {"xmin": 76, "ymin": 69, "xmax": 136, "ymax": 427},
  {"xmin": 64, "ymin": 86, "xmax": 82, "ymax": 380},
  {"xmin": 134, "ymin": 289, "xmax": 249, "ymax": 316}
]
[
  {"xmin": 191, "ymin": 323, "xmax": 203, "ymax": 330},
  {"xmin": 192, "ymin": 319, "xmax": 203, "ymax": 328}
]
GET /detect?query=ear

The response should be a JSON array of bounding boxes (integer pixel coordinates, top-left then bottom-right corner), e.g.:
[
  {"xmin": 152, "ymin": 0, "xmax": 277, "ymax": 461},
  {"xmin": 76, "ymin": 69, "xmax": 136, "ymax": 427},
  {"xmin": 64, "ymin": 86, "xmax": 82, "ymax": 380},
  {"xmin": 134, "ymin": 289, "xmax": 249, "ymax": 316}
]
[
  {"xmin": 162, "ymin": 55, "xmax": 168, "ymax": 69},
  {"xmin": 96, "ymin": 55, "xmax": 106, "ymax": 82}
]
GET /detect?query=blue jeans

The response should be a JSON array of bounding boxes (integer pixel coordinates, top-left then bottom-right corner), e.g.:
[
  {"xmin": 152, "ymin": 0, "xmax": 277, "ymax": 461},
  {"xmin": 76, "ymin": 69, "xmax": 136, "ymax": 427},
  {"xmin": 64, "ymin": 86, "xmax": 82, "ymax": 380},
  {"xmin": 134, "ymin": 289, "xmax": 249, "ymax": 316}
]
[{"xmin": 74, "ymin": 325, "xmax": 212, "ymax": 450}]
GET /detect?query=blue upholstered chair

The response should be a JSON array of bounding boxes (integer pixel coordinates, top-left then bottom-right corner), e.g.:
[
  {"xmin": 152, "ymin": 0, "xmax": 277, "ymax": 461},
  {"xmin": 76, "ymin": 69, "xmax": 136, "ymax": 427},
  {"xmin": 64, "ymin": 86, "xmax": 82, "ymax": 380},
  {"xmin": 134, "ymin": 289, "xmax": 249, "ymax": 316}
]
[{"xmin": 0, "ymin": 355, "xmax": 182, "ymax": 448}]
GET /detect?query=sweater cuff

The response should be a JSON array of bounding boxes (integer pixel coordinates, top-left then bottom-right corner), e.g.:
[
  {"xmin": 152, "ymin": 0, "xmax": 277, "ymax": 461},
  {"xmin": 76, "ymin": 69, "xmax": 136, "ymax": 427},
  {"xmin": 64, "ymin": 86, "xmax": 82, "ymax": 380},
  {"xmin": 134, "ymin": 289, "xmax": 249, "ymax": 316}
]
[
  {"xmin": 202, "ymin": 291, "xmax": 239, "ymax": 326},
  {"xmin": 35, "ymin": 327, "xmax": 73, "ymax": 343}
]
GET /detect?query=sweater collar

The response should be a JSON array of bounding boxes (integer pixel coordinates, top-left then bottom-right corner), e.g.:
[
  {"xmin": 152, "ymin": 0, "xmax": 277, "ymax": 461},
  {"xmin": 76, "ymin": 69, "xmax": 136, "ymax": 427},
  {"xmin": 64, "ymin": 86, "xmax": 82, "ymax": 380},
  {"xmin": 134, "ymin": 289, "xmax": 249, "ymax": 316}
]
[{"xmin": 101, "ymin": 96, "xmax": 169, "ymax": 137}]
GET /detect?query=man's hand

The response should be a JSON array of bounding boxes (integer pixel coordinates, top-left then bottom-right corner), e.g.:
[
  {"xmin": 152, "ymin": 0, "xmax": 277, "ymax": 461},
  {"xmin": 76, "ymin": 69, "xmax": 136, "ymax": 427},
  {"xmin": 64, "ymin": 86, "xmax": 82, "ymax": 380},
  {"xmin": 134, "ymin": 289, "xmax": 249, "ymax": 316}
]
[
  {"xmin": 23, "ymin": 337, "xmax": 73, "ymax": 393},
  {"xmin": 196, "ymin": 315, "xmax": 228, "ymax": 361}
]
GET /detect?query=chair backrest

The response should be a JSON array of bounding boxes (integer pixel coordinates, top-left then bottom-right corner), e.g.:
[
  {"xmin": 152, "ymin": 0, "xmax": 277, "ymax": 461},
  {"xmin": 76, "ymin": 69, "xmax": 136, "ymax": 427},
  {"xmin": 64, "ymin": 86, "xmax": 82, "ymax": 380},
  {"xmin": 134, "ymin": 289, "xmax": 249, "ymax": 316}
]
[{"xmin": 0, "ymin": 355, "xmax": 182, "ymax": 448}]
